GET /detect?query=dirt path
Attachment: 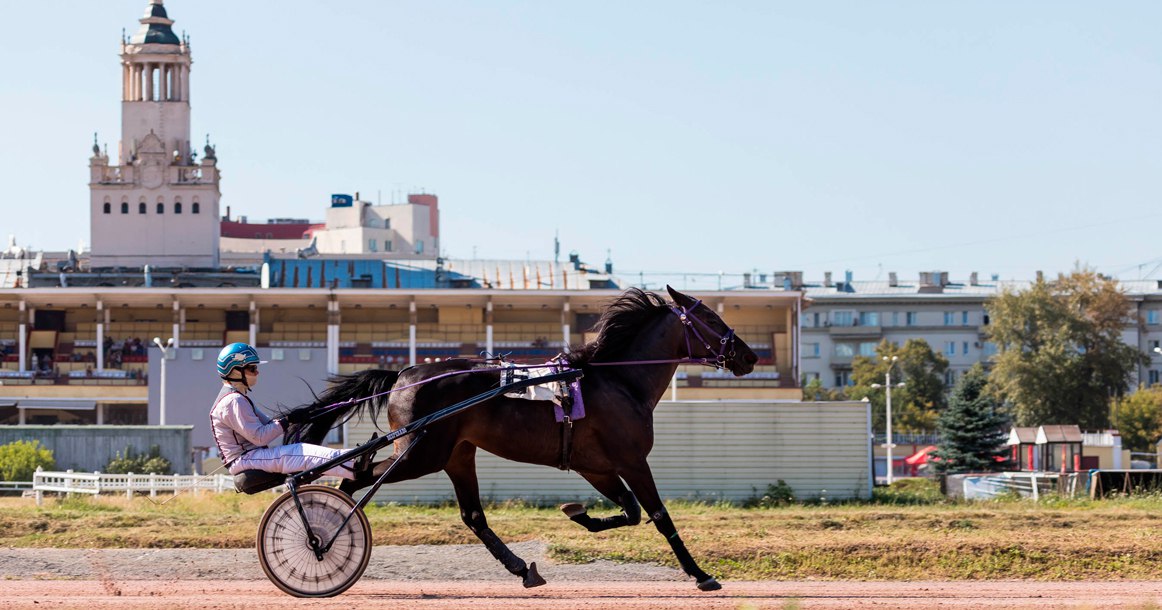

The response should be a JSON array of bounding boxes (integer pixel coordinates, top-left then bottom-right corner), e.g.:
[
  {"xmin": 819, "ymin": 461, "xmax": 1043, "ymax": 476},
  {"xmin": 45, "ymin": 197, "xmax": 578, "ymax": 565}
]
[{"xmin": 0, "ymin": 546, "xmax": 1158, "ymax": 609}]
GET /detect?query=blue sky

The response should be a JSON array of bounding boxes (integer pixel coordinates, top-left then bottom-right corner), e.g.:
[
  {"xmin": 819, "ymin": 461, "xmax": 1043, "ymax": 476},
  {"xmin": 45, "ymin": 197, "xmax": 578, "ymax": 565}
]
[{"xmin": 1, "ymin": 1, "xmax": 1159, "ymax": 286}]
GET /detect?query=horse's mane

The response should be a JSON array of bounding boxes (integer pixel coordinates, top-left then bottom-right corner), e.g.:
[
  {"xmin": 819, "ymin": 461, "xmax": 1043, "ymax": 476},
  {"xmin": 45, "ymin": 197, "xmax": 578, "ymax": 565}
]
[{"xmin": 566, "ymin": 288, "xmax": 669, "ymax": 366}]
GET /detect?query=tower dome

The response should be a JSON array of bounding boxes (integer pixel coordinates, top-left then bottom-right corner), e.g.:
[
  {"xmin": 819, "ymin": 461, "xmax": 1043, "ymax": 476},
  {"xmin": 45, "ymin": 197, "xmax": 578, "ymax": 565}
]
[{"xmin": 129, "ymin": 0, "xmax": 180, "ymax": 46}]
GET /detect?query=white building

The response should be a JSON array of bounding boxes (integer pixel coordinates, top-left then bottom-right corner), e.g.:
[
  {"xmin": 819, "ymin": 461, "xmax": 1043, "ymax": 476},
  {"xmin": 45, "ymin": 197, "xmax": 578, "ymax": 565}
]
[
  {"xmin": 306, "ymin": 192, "xmax": 439, "ymax": 258},
  {"xmin": 89, "ymin": 0, "xmax": 221, "ymax": 269}
]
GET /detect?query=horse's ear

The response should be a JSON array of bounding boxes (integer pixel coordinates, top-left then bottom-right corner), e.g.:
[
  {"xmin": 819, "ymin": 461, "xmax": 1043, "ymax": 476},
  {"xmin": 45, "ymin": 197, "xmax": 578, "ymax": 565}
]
[{"xmin": 666, "ymin": 285, "xmax": 688, "ymax": 304}]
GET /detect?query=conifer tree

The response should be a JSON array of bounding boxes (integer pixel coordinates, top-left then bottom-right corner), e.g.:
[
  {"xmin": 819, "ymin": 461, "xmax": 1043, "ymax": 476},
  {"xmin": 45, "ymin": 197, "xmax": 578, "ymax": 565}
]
[{"xmin": 932, "ymin": 364, "xmax": 1010, "ymax": 473}]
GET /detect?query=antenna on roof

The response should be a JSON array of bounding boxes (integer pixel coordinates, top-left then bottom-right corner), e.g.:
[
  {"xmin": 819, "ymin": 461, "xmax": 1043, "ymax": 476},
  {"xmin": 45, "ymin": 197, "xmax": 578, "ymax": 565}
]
[{"xmin": 554, "ymin": 230, "xmax": 560, "ymax": 264}]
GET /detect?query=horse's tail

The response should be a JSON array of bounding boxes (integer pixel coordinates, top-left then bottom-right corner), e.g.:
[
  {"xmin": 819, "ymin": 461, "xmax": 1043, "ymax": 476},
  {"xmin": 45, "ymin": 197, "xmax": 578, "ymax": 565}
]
[{"xmin": 281, "ymin": 369, "xmax": 400, "ymax": 445}]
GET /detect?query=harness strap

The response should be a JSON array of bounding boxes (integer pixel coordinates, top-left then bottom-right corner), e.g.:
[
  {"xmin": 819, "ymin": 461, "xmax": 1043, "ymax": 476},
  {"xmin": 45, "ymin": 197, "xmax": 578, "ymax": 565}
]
[{"xmin": 557, "ymin": 393, "xmax": 574, "ymax": 471}]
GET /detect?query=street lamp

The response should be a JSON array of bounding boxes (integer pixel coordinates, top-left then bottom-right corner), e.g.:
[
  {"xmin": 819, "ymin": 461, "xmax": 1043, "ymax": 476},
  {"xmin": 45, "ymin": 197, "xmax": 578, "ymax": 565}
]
[
  {"xmin": 153, "ymin": 337, "xmax": 174, "ymax": 425},
  {"xmin": 871, "ymin": 355, "xmax": 906, "ymax": 485}
]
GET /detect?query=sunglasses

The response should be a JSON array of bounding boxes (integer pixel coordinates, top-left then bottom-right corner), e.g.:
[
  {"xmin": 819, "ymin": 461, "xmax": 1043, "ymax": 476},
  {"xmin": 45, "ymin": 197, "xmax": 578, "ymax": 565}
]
[{"xmin": 243, "ymin": 364, "xmax": 260, "ymax": 373}]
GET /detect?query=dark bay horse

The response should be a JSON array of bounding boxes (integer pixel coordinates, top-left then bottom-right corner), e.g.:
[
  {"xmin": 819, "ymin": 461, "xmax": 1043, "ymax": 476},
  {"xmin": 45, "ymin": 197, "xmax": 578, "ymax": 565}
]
[{"xmin": 284, "ymin": 286, "xmax": 757, "ymax": 591}]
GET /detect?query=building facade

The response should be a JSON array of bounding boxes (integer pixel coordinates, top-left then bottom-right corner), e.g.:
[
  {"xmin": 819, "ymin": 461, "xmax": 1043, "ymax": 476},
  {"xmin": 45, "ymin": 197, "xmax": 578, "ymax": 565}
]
[{"xmin": 89, "ymin": 0, "xmax": 221, "ymax": 269}]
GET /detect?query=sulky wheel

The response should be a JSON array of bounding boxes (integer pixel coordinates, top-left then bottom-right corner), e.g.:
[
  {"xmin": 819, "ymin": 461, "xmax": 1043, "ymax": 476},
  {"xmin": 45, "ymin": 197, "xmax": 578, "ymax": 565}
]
[{"xmin": 257, "ymin": 485, "xmax": 373, "ymax": 598}]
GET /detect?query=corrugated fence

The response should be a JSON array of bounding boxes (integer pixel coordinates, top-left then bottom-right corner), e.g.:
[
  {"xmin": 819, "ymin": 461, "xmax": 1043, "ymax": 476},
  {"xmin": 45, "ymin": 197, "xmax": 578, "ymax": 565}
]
[
  {"xmin": 0, "ymin": 426, "xmax": 193, "ymax": 474},
  {"xmin": 347, "ymin": 400, "xmax": 871, "ymax": 504}
]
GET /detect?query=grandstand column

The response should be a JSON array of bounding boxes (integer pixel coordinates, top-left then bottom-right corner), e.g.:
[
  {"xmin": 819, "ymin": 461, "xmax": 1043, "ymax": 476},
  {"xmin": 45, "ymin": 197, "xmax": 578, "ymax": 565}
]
[
  {"xmin": 485, "ymin": 300, "xmax": 494, "ymax": 356},
  {"xmin": 96, "ymin": 301, "xmax": 105, "ymax": 371},
  {"xmin": 96, "ymin": 404, "xmax": 104, "ymax": 425},
  {"xmin": 172, "ymin": 301, "xmax": 181, "ymax": 348},
  {"xmin": 561, "ymin": 302, "xmax": 571, "ymax": 349},
  {"xmin": 408, "ymin": 300, "xmax": 417, "ymax": 366},
  {"xmin": 248, "ymin": 301, "xmax": 257, "ymax": 347},
  {"xmin": 17, "ymin": 301, "xmax": 26, "ymax": 373},
  {"xmin": 326, "ymin": 299, "xmax": 339, "ymax": 376}
]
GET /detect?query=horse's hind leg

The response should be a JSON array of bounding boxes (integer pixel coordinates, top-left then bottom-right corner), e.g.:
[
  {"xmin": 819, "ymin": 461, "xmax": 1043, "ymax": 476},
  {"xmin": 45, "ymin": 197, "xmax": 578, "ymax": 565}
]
[
  {"xmin": 620, "ymin": 464, "xmax": 721, "ymax": 591},
  {"xmin": 561, "ymin": 472, "xmax": 640, "ymax": 533},
  {"xmin": 444, "ymin": 442, "xmax": 545, "ymax": 588}
]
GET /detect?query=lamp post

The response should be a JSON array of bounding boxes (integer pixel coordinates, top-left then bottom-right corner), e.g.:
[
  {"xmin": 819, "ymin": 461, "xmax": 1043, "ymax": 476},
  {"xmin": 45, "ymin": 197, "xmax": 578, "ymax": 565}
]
[
  {"xmin": 871, "ymin": 355, "xmax": 906, "ymax": 485},
  {"xmin": 153, "ymin": 336, "xmax": 174, "ymax": 425}
]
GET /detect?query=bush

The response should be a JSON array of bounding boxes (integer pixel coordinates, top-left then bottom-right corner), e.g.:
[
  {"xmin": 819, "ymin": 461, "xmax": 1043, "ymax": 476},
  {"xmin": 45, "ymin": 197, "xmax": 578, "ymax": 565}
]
[
  {"xmin": 0, "ymin": 440, "xmax": 56, "ymax": 481},
  {"xmin": 104, "ymin": 445, "xmax": 172, "ymax": 475},
  {"xmin": 743, "ymin": 480, "xmax": 796, "ymax": 508},
  {"xmin": 872, "ymin": 477, "xmax": 945, "ymax": 505}
]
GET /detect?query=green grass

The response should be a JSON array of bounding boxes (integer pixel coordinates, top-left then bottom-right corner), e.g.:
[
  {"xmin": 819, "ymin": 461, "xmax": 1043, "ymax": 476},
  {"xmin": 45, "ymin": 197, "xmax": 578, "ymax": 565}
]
[{"xmin": 2, "ymin": 481, "xmax": 1162, "ymax": 580}]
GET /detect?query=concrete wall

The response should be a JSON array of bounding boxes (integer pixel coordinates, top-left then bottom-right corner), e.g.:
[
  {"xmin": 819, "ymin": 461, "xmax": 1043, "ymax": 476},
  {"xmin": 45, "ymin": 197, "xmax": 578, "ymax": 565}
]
[
  {"xmin": 149, "ymin": 347, "xmax": 329, "ymax": 451},
  {"xmin": 0, "ymin": 425, "xmax": 192, "ymax": 474},
  {"xmin": 347, "ymin": 400, "xmax": 871, "ymax": 504}
]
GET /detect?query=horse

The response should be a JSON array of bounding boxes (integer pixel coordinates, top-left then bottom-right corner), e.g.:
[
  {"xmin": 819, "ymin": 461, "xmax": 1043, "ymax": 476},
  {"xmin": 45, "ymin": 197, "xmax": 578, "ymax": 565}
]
[{"xmin": 284, "ymin": 286, "xmax": 757, "ymax": 591}]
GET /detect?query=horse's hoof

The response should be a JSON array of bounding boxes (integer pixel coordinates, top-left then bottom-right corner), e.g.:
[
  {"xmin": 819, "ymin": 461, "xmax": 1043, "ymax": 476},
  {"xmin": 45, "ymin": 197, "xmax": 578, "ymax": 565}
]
[
  {"xmin": 697, "ymin": 577, "xmax": 721, "ymax": 591},
  {"xmin": 523, "ymin": 562, "xmax": 547, "ymax": 588},
  {"xmin": 560, "ymin": 503, "xmax": 586, "ymax": 518}
]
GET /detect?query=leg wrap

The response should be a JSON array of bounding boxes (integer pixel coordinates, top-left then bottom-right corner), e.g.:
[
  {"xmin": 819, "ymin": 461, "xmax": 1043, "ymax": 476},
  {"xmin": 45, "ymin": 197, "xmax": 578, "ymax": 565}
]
[
  {"xmin": 463, "ymin": 510, "xmax": 528, "ymax": 576},
  {"xmin": 650, "ymin": 510, "xmax": 712, "ymax": 583},
  {"xmin": 568, "ymin": 491, "xmax": 641, "ymax": 533}
]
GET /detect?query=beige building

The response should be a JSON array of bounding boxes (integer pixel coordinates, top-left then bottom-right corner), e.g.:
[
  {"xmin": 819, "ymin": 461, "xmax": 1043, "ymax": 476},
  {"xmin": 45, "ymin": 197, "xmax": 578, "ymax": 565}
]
[{"xmin": 89, "ymin": 0, "xmax": 221, "ymax": 269}]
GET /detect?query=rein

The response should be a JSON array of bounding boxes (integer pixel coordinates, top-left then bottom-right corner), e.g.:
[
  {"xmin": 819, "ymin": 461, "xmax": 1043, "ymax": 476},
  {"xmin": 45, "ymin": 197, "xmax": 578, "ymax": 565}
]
[{"xmin": 294, "ymin": 298, "xmax": 741, "ymax": 430}]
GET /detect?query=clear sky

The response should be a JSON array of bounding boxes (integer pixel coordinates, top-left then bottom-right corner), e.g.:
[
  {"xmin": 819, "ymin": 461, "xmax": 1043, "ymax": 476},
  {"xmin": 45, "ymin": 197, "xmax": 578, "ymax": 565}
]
[{"xmin": 1, "ymin": 1, "xmax": 1159, "ymax": 287}]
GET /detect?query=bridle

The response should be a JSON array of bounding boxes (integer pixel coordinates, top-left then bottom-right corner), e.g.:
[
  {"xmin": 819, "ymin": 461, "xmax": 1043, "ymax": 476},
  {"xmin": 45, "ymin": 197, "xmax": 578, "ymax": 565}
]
[{"xmin": 670, "ymin": 299, "xmax": 738, "ymax": 370}]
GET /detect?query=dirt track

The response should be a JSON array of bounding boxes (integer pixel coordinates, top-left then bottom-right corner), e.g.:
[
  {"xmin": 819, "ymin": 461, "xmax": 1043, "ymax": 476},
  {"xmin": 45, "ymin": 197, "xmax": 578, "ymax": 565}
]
[{"xmin": 0, "ymin": 545, "xmax": 1158, "ymax": 609}]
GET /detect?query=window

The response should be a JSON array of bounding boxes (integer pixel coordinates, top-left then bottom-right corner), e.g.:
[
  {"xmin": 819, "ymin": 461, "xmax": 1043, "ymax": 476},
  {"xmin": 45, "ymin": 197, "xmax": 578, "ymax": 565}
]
[
  {"xmin": 1150, "ymin": 370, "xmax": 1160, "ymax": 385},
  {"xmin": 121, "ymin": 202, "xmax": 129, "ymax": 214},
  {"xmin": 891, "ymin": 312, "xmax": 899, "ymax": 327},
  {"xmin": 983, "ymin": 314, "xmax": 990, "ymax": 325},
  {"xmin": 368, "ymin": 238, "xmax": 377, "ymax": 252},
  {"xmin": 1151, "ymin": 340, "xmax": 1161, "ymax": 351},
  {"xmin": 983, "ymin": 342, "xmax": 998, "ymax": 356},
  {"xmin": 944, "ymin": 312, "xmax": 955, "ymax": 326},
  {"xmin": 835, "ymin": 343, "xmax": 855, "ymax": 357},
  {"xmin": 832, "ymin": 311, "xmax": 854, "ymax": 327},
  {"xmin": 299, "ymin": 349, "xmax": 312, "ymax": 361},
  {"xmin": 156, "ymin": 202, "xmax": 164, "ymax": 213},
  {"xmin": 962, "ymin": 311, "xmax": 969, "ymax": 325},
  {"xmin": 383, "ymin": 218, "xmax": 390, "ymax": 230},
  {"xmin": 835, "ymin": 371, "xmax": 852, "ymax": 387},
  {"xmin": 945, "ymin": 341, "xmax": 956, "ymax": 356},
  {"xmin": 174, "ymin": 202, "xmax": 182, "ymax": 214},
  {"xmin": 859, "ymin": 342, "xmax": 877, "ymax": 356},
  {"xmin": 103, "ymin": 203, "xmax": 111, "ymax": 214},
  {"xmin": 859, "ymin": 312, "xmax": 879, "ymax": 326},
  {"xmin": 945, "ymin": 369, "xmax": 957, "ymax": 386},
  {"xmin": 192, "ymin": 202, "xmax": 200, "ymax": 214},
  {"xmin": 906, "ymin": 312, "xmax": 917, "ymax": 326},
  {"xmin": 963, "ymin": 341, "xmax": 970, "ymax": 355},
  {"xmin": 139, "ymin": 202, "xmax": 147, "ymax": 214},
  {"xmin": 384, "ymin": 240, "xmax": 392, "ymax": 252},
  {"xmin": 271, "ymin": 348, "xmax": 285, "ymax": 361},
  {"xmin": 804, "ymin": 342, "xmax": 820, "ymax": 358},
  {"xmin": 415, "ymin": 240, "xmax": 424, "ymax": 254},
  {"xmin": 1149, "ymin": 311, "xmax": 1160, "ymax": 325}
]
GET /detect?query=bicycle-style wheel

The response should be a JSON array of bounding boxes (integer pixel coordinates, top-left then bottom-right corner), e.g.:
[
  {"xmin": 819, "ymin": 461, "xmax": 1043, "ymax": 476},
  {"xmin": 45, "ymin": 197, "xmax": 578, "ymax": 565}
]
[{"xmin": 257, "ymin": 485, "xmax": 372, "ymax": 598}]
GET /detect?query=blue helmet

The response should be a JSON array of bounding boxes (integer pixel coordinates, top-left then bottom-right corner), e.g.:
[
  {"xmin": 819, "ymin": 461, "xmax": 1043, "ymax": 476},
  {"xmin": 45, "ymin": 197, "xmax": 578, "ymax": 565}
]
[{"xmin": 217, "ymin": 343, "xmax": 262, "ymax": 377}]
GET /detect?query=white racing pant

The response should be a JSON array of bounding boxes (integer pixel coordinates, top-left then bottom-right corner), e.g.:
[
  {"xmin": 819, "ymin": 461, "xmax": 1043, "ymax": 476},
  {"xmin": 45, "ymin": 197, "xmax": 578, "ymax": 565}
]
[{"xmin": 228, "ymin": 443, "xmax": 355, "ymax": 480}]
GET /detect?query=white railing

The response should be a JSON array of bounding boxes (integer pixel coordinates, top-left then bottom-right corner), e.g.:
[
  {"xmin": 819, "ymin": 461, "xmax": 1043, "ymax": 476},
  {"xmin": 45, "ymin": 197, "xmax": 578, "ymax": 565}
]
[{"xmin": 31, "ymin": 468, "xmax": 238, "ymax": 506}]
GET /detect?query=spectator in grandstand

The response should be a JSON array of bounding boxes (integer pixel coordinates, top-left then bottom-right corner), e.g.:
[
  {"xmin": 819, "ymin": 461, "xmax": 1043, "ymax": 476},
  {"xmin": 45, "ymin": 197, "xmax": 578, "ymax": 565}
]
[{"xmin": 209, "ymin": 343, "xmax": 365, "ymax": 480}]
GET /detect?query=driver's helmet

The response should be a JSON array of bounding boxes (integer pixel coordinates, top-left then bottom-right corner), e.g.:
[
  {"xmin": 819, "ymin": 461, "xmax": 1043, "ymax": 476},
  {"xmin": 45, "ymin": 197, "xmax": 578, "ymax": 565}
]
[{"xmin": 216, "ymin": 343, "xmax": 263, "ymax": 378}]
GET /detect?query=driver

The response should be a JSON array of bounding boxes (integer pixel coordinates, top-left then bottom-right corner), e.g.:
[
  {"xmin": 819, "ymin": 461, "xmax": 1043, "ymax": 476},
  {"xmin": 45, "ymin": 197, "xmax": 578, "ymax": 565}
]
[{"xmin": 210, "ymin": 343, "xmax": 360, "ymax": 480}]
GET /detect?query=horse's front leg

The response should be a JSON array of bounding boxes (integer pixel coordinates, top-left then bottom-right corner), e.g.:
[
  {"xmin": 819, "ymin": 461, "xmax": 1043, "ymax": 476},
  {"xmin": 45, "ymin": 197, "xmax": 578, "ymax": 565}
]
[
  {"xmin": 445, "ymin": 443, "xmax": 545, "ymax": 588},
  {"xmin": 561, "ymin": 471, "xmax": 641, "ymax": 532},
  {"xmin": 620, "ymin": 464, "xmax": 721, "ymax": 591}
]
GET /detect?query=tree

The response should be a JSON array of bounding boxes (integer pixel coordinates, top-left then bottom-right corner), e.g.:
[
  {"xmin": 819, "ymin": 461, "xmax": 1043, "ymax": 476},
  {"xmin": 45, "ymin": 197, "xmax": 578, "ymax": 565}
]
[
  {"xmin": 0, "ymin": 440, "xmax": 55, "ymax": 482},
  {"xmin": 849, "ymin": 339, "xmax": 948, "ymax": 433},
  {"xmin": 986, "ymin": 267, "xmax": 1142, "ymax": 428},
  {"xmin": 801, "ymin": 377, "xmax": 847, "ymax": 401},
  {"xmin": 1113, "ymin": 387, "xmax": 1162, "ymax": 454},
  {"xmin": 932, "ymin": 364, "xmax": 1010, "ymax": 473}
]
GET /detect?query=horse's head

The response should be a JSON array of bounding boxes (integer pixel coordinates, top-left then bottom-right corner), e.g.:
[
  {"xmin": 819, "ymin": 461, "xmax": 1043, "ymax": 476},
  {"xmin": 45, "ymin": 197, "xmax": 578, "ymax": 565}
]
[{"xmin": 666, "ymin": 285, "xmax": 758, "ymax": 376}]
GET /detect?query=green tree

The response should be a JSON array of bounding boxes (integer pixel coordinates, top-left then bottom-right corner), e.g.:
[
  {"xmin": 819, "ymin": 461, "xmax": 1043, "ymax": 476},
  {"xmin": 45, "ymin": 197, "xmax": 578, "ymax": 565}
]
[
  {"xmin": 104, "ymin": 445, "xmax": 172, "ymax": 475},
  {"xmin": 986, "ymin": 267, "xmax": 1142, "ymax": 428},
  {"xmin": 850, "ymin": 339, "xmax": 948, "ymax": 433},
  {"xmin": 1113, "ymin": 387, "xmax": 1162, "ymax": 454},
  {"xmin": 801, "ymin": 377, "xmax": 847, "ymax": 401},
  {"xmin": 932, "ymin": 364, "xmax": 1010, "ymax": 473},
  {"xmin": 0, "ymin": 440, "xmax": 56, "ymax": 481}
]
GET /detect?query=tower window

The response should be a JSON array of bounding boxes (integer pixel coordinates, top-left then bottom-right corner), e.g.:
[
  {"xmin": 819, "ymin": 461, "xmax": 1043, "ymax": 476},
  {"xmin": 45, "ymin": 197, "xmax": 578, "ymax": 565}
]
[
  {"xmin": 157, "ymin": 203, "xmax": 164, "ymax": 214},
  {"xmin": 121, "ymin": 203, "xmax": 129, "ymax": 214},
  {"xmin": 103, "ymin": 203, "xmax": 111, "ymax": 214},
  {"xmin": 174, "ymin": 202, "xmax": 182, "ymax": 214},
  {"xmin": 139, "ymin": 202, "xmax": 146, "ymax": 214},
  {"xmin": 192, "ymin": 202, "xmax": 200, "ymax": 214}
]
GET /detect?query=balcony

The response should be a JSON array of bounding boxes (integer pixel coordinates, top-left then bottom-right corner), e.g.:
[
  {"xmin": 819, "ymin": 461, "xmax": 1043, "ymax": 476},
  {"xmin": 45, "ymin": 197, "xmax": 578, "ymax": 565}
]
[{"xmin": 828, "ymin": 324, "xmax": 882, "ymax": 338}]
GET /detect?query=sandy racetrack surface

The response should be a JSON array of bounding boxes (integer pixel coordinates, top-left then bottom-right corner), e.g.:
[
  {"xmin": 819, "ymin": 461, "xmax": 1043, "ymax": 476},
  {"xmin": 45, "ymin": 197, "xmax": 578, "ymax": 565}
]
[{"xmin": 0, "ymin": 545, "xmax": 1158, "ymax": 609}]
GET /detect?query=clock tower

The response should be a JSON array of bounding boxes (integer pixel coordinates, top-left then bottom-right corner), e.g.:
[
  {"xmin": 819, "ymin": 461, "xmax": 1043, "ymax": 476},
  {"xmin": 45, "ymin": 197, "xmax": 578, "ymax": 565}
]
[{"xmin": 90, "ymin": 0, "xmax": 221, "ymax": 269}]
